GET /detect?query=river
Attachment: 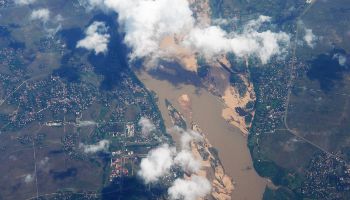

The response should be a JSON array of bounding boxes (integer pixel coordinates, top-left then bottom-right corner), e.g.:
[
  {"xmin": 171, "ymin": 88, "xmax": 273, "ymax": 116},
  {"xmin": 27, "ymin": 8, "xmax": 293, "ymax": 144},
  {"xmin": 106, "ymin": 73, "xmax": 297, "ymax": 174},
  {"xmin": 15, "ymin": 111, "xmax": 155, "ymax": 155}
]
[{"xmin": 135, "ymin": 67, "xmax": 267, "ymax": 200}]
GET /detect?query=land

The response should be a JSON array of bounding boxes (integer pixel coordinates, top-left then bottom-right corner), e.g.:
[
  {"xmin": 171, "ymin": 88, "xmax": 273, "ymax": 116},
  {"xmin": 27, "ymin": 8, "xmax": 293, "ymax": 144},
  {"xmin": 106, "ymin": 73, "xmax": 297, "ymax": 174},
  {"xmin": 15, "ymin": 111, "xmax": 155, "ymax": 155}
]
[
  {"xmin": 2, "ymin": 0, "xmax": 350, "ymax": 199},
  {"xmin": 188, "ymin": 0, "xmax": 257, "ymax": 135},
  {"xmin": 0, "ymin": 1, "xmax": 172, "ymax": 199},
  {"xmin": 208, "ymin": 0, "xmax": 350, "ymax": 199},
  {"xmin": 165, "ymin": 96, "xmax": 234, "ymax": 200}
]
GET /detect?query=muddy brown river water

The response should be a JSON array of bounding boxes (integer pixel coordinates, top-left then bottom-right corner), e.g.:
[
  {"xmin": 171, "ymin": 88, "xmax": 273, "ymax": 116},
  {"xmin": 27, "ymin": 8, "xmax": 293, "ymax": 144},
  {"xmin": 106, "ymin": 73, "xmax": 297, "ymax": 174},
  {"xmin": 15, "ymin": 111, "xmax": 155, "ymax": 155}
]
[{"xmin": 135, "ymin": 69, "xmax": 267, "ymax": 200}]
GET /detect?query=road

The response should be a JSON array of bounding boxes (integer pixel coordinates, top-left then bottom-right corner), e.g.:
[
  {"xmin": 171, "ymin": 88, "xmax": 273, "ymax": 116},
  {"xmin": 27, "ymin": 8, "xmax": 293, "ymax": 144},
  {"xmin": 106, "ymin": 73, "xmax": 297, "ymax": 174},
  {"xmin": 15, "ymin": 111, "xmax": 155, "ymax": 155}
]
[{"xmin": 282, "ymin": 0, "xmax": 347, "ymax": 163}]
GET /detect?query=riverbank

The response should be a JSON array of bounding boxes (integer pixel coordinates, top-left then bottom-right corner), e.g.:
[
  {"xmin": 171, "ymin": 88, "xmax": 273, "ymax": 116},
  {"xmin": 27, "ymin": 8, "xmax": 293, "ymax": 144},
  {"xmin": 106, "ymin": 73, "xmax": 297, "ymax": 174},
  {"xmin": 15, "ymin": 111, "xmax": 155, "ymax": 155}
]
[
  {"xmin": 167, "ymin": 94, "xmax": 234, "ymax": 199},
  {"xmin": 134, "ymin": 68, "xmax": 267, "ymax": 200}
]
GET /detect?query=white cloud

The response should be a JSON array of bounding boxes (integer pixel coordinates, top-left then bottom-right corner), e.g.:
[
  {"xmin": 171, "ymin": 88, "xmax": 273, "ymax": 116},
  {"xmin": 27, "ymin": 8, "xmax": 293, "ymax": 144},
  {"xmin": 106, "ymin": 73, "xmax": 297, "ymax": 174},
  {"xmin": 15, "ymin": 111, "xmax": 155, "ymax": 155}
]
[
  {"xmin": 138, "ymin": 117, "xmax": 156, "ymax": 136},
  {"xmin": 38, "ymin": 157, "xmax": 49, "ymax": 167},
  {"xmin": 333, "ymin": 53, "xmax": 348, "ymax": 66},
  {"xmin": 54, "ymin": 14, "xmax": 64, "ymax": 23},
  {"xmin": 137, "ymin": 127, "xmax": 210, "ymax": 199},
  {"xmin": 24, "ymin": 174, "xmax": 34, "ymax": 183},
  {"xmin": 304, "ymin": 28, "xmax": 316, "ymax": 48},
  {"xmin": 138, "ymin": 144, "xmax": 176, "ymax": 183},
  {"xmin": 175, "ymin": 128, "xmax": 202, "ymax": 173},
  {"xmin": 30, "ymin": 9, "xmax": 63, "ymax": 36},
  {"xmin": 184, "ymin": 26, "xmax": 231, "ymax": 56},
  {"xmin": 185, "ymin": 16, "xmax": 290, "ymax": 64},
  {"xmin": 14, "ymin": 0, "xmax": 36, "ymax": 5},
  {"xmin": 138, "ymin": 128, "xmax": 203, "ymax": 182},
  {"xmin": 245, "ymin": 15, "xmax": 271, "ymax": 29},
  {"xmin": 80, "ymin": 140, "xmax": 110, "ymax": 154},
  {"xmin": 168, "ymin": 175, "xmax": 211, "ymax": 200},
  {"xmin": 212, "ymin": 18, "xmax": 229, "ymax": 26},
  {"xmin": 178, "ymin": 129, "xmax": 203, "ymax": 151},
  {"xmin": 104, "ymin": 0, "xmax": 194, "ymax": 60},
  {"xmin": 174, "ymin": 150, "xmax": 201, "ymax": 173},
  {"xmin": 78, "ymin": 0, "xmax": 105, "ymax": 10},
  {"xmin": 46, "ymin": 24, "xmax": 62, "ymax": 36},
  {"xmin": 30, "ymin": 8, "xmax": 50, "ymax": 23},
  {"xmin": 76, "ymin": 21, "xmax": 110, "ymax": 55},
  {"xmin": 81, "ymin": 0, "xmax": 289, "ymax": 65}
]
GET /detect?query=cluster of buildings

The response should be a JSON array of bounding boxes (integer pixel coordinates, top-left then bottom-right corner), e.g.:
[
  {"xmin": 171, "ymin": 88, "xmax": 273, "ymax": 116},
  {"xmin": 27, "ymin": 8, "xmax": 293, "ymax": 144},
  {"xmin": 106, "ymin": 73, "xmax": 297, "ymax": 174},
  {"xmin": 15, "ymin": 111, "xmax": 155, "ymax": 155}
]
[
  {"xmin": 1, "ymin": 76, "xmax": 98, "ymax": 130},
  {"xmin": 302, "ymin": 153, "xmax": 350, "ymax": 199},
  {"xmin": 250, "ymin": 59, "xmax": 292, "ymax": 136},
  {"xmin": 109, "ymin": 155, "xmax": 131, "ymax": 181}
]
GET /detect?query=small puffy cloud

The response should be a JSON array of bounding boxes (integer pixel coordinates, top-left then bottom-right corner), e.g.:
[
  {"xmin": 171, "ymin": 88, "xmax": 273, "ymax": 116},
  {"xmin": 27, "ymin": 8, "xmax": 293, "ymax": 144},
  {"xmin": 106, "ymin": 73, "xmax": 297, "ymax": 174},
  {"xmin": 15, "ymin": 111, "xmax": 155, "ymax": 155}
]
[
  {"xmin": 30, "ymin": 8, "xmax": 50, "ymax": 23},
  {"xmin": 54, "ymin": 14, "xmax": 64, "ymax": 23},
  {"xmin": 185, "ymin": 26, "xmax": 231, "ymax": 56},
  {"xmin": 138, "ymin": 144, "xmax": 176, "ymax": 183},
  {"xmin": 138, "ymin": 128, "xmax": 204, "ymax": 183},
  {"xmin": 236, "ymin": 16, "xmax": 290, "ymax": 63},
  {"xmin": 76, "ymin": 21, "xmax": 110, "ymax": 55},
  {"xmin": 298, "ymin": 20, "xmax": 317, "ymax": 48},
  {"xmin": 24, "ymin": 174, "xmax": 34, "ymax": 183},
  {"xmin": 138, "ymin": 117, "xmax": 156, "ymax": 136},
  {"xmin": 174, "ymin": 150, "xmax": 201, "ymax": 173},
  {"xmin": 169, "ymin": 126, "xmax": 203, "ymax": 150},
  {"xmin": 80, "ymin": 140, "xmax": 110, "ymax": 154},
  {"xmin": 247, "ymin": 30, "xmax": 290, "ymax": 64},
  {"xmin": 30, "ymin": 9, "xmax": 62, "ymax": 36},
  {"xmin": 78, "ymin": 0, "xmax": 105, "ymax": 10},
  {"xmin": 244, "ymin": 15, "xmax": 271, "ymax": 30},
  {"xmin": 333, "ymin": 53, "xmax": 348, "ymax": 66},
  {"xmin": 137, "ymin": 128, "xmax": 209, "ymax": 199},
  {"xmin": 178, "ymin": 129, "xmax": 203, "ymax": 151},
  {"xmin": 174, "ymin": 128, "xmax": 203, "ymax": 173},
  {"xmin": 212, "ymin": 18, "xmax": 229, "ymax": 26},
  {"xmin": 304, "ymin": 28, "xmax": 316, "ymax": 48},
  {"xmin": 168, "ymin": 175, "xmax": 211, "ymax": 200},
  {"xmin": 46, "ymin": 24, "xmax": 62, "ymax": 36},
  {"xmin": 185, "ymin": 16, "xmax": 290, "ymax": 64},
  {"xmin": 38, "ymin": 157, "xmax": 49, "ymax": 167},
  {"xmin": 14, "ymin": 0, "xmax": 36, "ymax": 5}
]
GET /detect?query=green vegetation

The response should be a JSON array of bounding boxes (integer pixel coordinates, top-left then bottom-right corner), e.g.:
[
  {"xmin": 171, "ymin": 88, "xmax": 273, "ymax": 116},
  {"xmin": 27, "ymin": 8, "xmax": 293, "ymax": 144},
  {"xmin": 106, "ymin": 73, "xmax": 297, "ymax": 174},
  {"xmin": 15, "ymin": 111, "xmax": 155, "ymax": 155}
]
[
  {"xmin": 229, "ymin": 73, "xmax": 247, "ymax": 97},
  {"xmin": 197, "ymin": 56, "xmax": 210, "ymax": 78},
  {"xmin": 241, "ymin": 0, "xmax": 350, "ymax": 197},
  {"xmin": 254, "ymin": 160, "xmax": 289, "ymax": 186},
  {"xmin": 244, "ymin": 113, "xmax": 253, "ymax": 124},
  {"xmin": 165, "ymin": 99, "xmax": 187, "ymax": 130},
  {"xmin": 226, "ymin": 52, "xmax": 247, "ymax": 73},
  {"xmin": 263, "ymin": 187, "xmax": 301, "ymax": 200},
  {"xmin": 98, "ymin": 106, "xmax": 109, "ymax": 120},
  {"xmin": 0, "ymin": 2, "xmax": 171, "ymax": 199},
  {"xmin": 245, "ymin": 101, "xmax": 255, "ymax": 110},
  {"xmin": 197, "ymin": 65, "xmax": 210, "ymax": 78}
]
